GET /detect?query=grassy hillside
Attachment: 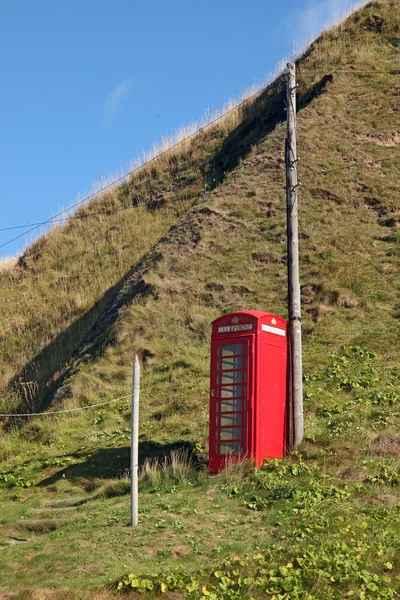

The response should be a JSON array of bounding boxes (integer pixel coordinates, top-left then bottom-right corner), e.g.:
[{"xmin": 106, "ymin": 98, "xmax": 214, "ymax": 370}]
[
  {"xmin": 0, "ymin": 97, "xmax": 253, "ymax": 412},
  {"xmin": 0, "ymin": 0, "xmax": 400, "ymax": 597}
]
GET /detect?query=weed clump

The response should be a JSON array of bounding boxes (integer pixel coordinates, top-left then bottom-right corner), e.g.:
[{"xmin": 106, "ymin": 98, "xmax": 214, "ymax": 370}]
[{"xmin": 139, "ymin": 449, "xmax": 204, "ymax": 492}]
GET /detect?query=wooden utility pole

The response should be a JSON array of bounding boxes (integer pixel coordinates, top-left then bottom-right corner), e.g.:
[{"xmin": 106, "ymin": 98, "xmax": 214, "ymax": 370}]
[
  {"xmin": 130, "ymin": 355, "xmax": 140, "ymax": 527},
  {"xmin": 285, "ymin": 62, "xmax": 304, "ymax": 448}
]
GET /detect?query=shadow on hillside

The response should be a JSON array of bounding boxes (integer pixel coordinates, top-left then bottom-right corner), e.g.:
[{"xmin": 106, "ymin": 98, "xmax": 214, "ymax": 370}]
[
  {"xmin": 207, "ymin": 72, "xmax": 333, "ymax": 187},
  {"xmin": 38, "ymin": 440, "xmax": 198, "ymax": 487},
  {"xmin": 7, "ymin": 71, "xmax": 333, "ymax": 419},
  {"xmin": 6, "ymin": 250, "xmax": 161, "ymax": 419}
]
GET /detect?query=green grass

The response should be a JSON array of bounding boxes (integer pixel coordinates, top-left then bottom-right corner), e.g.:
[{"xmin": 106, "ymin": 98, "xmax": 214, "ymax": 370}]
[
  {"xmin": 1, "ymin": 344, "xmax": 399, "ymax": 598},
  {"xmin": 0, "ymin": 0, "xmax": 400, "ymax": 597}
]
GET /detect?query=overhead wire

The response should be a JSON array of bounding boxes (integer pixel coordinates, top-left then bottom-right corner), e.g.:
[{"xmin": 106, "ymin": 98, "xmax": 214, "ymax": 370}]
[
  {"xmin": 335, "ymin": 69, "xmax": 400, "ymax": 74},
  {"xmin": 0, "ymin": 68, "xmax": 398, "ymax": 416},
  {"xmin": 0, "ymin": 394, "xmax": 132, "ymax": 418},
  {"xmin": 0, "ymin": 83, "xmax": 270, "ymax": 251},
  {"xmin": 320, "ymin": 161, "xmax": 400, "ymax": 176},
  {"xmin": 2, "ymin": 153, "xmax": 398, "ymax": 234},
  {"xmin": 0, "ymin": 205, "xmax": 138, "ymax": 232},
  {"xmin": 0, "ymin": 170, "xmax": 283, "ymax": 233},
  {"xmin": 0, "ymin": 68, "xmax": 398, "ymax": 246}
]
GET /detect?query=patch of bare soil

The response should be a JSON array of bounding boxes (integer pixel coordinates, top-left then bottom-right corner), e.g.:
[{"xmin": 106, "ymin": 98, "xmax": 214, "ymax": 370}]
[
  {"xmin": 363, "ymin": 197, "xmax": 388, "ymax": 218},
  {"xmin": 358, "ymin": 493, "xmax": 398, "ymax": 507},
  {"xmin": 359, "ymin": 131, "xmax": 400, "ymax": 147},
  {"xmin": 301, "ymin": 284, "xmax": 318, "ymax": 305},
  {"xmin": 337, "ymin": 466, "xmax": 366, "ymax": 482},
  {"xmin": 372, "ymin": 434, "xmax": 400, "ymax": 457},
  {"xmin": 172, "ymin": 545, "xmax": 190, "ymax": 558},
  {"xmin": 336, "ymin": 294, "xmax": 359, "ymax": 308}
]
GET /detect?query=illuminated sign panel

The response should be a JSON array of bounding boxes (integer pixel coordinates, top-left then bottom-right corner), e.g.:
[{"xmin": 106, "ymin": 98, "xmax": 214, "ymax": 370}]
[
  {"xmin": 217, "ymin": 324, "xmax": 253, "ymax": 333},
  {"xmin": 261, "ymin": 324, "xmax": 286, "ymax": 337}
]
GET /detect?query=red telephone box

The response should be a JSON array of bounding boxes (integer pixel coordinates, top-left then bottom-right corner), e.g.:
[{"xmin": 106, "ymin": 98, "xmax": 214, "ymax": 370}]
[{"xmin": 209, "ymin": 310, "xmax": 288, "ymax": 472}]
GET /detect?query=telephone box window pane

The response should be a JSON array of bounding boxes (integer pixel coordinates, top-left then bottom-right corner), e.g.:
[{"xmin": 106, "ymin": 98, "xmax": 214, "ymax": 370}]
[
  {"xmin": 220, "ymin": 413, "xmax": 244, "ymax": 427},
  {"xmin": 221, "ymin": 344, "xmax": 243, "ymax": 357},
  {"xmin": 220, "ymin": 428, "xmax": 242, "ymax": 441},
  {"xmin": 221, "ymin": 371, "xmax": 243, "ymax": 385},
  {"xmin": 219, "ymin": 442, "xmax": 241, "ymax": 454},
  {"xmin": 217, "ymin": 360, "xmax": 248, "ymax": 371},
  {"xmin": 221, "ymin": 399, "xmax": 245, "ymax": 412},
  {"xmin": 221, "ymin": 385, "xmax": 244, "ymax": 398},
  {"xmin": 222, "ymin": 355, "xmax": 243, "ymax": 370}
]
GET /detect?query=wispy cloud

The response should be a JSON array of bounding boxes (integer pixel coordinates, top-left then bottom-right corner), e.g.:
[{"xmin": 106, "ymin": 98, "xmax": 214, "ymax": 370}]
[
  {"xmin": 287, "ymin": 0, "xmax": 367, "ymax": 52},
  {"xmin": 103, "ymin": 80, "xmax": 131, "ymax": 129}
]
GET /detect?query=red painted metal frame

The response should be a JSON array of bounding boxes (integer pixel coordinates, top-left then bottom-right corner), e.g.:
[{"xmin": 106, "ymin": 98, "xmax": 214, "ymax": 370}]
[
  {"xmin": 209, "ymin": 336, "xmax": 252, "ymax": 472},
  {"xmin": 208, "ymin": 310, "xmax": 288, "ymax": 472}
]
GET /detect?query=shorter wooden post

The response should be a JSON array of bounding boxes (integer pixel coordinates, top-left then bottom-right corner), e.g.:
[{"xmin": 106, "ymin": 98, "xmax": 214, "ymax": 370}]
[{"xmin": 130, "ymin": 355, "xmax": 140, "ymax": 527}]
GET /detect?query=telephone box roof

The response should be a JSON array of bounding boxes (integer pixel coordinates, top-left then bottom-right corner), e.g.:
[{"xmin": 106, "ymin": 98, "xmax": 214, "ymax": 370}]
[{"xmin": 212, "ymin": 310, "xmax": 285, "ymax": 324}]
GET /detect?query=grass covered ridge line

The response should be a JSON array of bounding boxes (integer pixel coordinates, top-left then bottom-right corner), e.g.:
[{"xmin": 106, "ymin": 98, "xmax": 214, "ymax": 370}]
[{"xmin": 0, "ymin": 0, "xmax": 399, "ymax": 597}]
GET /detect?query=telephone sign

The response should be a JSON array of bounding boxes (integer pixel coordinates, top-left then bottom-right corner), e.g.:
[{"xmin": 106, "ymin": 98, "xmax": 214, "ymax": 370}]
[{"xmin": 209, "ymin": 310, "xmax": 288, "ymax": 472}]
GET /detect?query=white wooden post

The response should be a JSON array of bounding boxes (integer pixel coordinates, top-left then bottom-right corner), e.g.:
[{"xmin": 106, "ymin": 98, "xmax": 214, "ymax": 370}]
[{"xmin": 130, "ymin": 355, "xmax": 140, "ymax": 527}]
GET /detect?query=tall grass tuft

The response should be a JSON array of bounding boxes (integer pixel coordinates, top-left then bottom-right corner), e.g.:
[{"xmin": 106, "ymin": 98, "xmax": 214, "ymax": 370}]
[
  {"xmin": 139, "ymin": 449, "xmax": 203, "ymax": 491},
  {"xmin": 219, "ymin": 457, "xmax": 254, "ymax": 489}
]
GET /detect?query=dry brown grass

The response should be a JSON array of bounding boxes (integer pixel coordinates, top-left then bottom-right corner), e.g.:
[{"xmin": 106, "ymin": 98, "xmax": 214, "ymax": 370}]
[
  {"xmin": 0, "ymin": 256, "xmax": 17, "ymax": 275},
  {"xmin": 1, "ymin": 0, "xmax": 386, "ymax": 417}
]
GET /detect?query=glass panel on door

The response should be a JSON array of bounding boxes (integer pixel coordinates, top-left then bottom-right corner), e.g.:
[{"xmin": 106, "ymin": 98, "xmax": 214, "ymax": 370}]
[
  {"xmin": 221, "ymin": 385, "xmax": 245, "ymax": 398},
  {"xmin": 214, "ymin": 340, "xmax": 248, "ymax": 456},
  {"xmin": 219, "ymin": 442, "xmax": 241, "ymax": 454},
  {"xmin": 219, "ymin": 412, "xmax": 245, "ymax": 427},
  {"xmin": 220, "ymin": 398, "xmax": 245, "ymax": 412}
]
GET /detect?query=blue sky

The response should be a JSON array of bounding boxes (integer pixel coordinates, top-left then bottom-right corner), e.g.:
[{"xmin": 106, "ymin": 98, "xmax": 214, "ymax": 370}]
[{"xmin": 0, "ymin": 0, "xmax": 361, "ymax": 257}]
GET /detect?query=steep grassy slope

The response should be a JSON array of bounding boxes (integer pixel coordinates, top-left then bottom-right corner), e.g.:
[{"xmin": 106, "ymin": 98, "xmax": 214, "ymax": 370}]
[
  {"xmin": 0, "ymin": 0, "xmax": 400, "ymax": 598},
  {"xmin": 0, "ymin": 106, "xmax": 251, "ymax": 412}
]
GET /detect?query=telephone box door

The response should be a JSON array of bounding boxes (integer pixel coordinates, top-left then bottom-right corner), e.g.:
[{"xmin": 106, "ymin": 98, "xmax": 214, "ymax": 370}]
[{"xmin": 210, "ymin": 337, "xmax": 252, "ymax": 471}]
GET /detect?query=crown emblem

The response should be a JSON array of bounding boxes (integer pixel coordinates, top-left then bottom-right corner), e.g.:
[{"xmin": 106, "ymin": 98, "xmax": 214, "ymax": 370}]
[
  {"xmin": 271, "ymin": 318, "xmax": 277, "ymax": 325},
  {"xmin": 231, "ymin": 316, "xmax": 239, "ymax": 324}
]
